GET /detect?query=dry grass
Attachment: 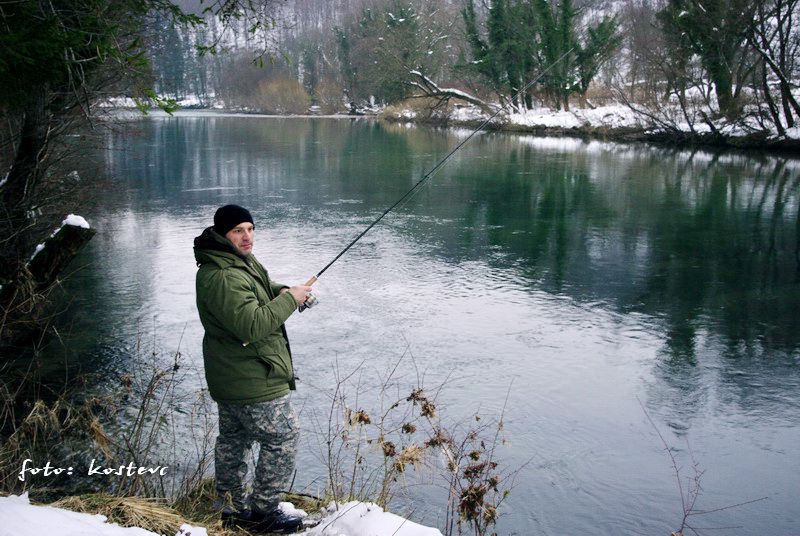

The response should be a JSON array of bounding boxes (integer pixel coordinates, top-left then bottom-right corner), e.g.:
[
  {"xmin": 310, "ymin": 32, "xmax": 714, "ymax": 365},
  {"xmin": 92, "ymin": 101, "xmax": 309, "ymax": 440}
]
[
  {"xmin": 254, "ymin": 79, "xmax": 310, "ymax": 114},
  {"xmin": 383, "ymin": 97, "xmax": 453, "ymax": 121},
  {"xmin": 48, "ymin": 489, "xmax": 250, "ymax": 536},
  {"xmin": 52, "ymin": 494, "xmax": 186, "ymax": 535}
]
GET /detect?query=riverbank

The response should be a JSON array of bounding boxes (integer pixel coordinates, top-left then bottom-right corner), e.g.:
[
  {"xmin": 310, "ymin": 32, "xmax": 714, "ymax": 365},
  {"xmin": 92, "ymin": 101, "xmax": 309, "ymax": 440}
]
[
  {"xmin": 381, "ymin": 101, "xmax": 800, "ymax": 153},
  {"xmin": 0, "ymin": 493, "xmax": 443, "ymax": 536},
  {"xmin": 103, "ymin": 98, "xmax": 800, "ymax": 153}
]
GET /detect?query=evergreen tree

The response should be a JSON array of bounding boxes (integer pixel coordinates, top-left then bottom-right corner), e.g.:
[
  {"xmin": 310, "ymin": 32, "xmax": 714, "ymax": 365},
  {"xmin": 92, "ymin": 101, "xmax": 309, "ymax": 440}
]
[
  {"xmin": 334, "ymin": 1, "xmax": 448, "ymax": 105},
  {"xmin": 658, "ymin": 0, "xmax": 759, "ymax": 119},
  {"xmin": 532, "ymin": 0, "xmax": 576, "ymax": 109},
  {"xmin": 462, "ymin": 0, "xmax": 503, "ymax": 93},
  {"xmin": 462, "ymin": 0, "xmax": 539, "ymax": 110},
  {"xmin": 574, "ymin": 15, "xmax": 622, "ymax": 105},
  {"xmin": 463, "ymin": 0, "xmax": 619, "ymax": 111},
  {"xmin": 334, "ymin": 26, "xmax": 356, "ymax": 101},
  {"xmin": 301, "ymin": 43, "xmax": 320, "ymax": 103}
]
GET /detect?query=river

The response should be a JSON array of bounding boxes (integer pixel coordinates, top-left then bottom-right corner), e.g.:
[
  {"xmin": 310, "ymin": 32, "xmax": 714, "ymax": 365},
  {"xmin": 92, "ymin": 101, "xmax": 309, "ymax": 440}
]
[{"xmin": 60, "ymin": 112, "xmax": 799, "ymax": 535}]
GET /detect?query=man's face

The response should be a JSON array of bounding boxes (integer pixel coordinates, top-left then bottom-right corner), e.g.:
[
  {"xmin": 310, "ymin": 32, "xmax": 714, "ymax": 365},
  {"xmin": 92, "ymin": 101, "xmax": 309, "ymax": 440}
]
[{"xmin": 225, "ymin": 222, "xmax": 254, "ymax": 256}]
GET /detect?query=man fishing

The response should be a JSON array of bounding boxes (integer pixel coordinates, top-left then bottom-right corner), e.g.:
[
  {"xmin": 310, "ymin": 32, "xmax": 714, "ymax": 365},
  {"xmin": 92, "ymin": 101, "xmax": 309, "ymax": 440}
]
[{"xmin": 194, "ymin": 204, "xmax": 313, "ymax": 533}]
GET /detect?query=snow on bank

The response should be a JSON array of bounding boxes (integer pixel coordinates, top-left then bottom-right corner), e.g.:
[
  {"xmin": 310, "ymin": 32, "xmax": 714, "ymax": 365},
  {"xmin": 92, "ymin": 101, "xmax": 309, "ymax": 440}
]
[
  {"xmin": 0, "ymin": 494, "xmax": 206, "ymax": 536},
  {"xmin": 508, "ymin": 105, "xmax": 644, "ymax": 130},
  {"xmin": 305, "ymin": 501, "xmax": 443, "ymax": 536},
  {"xmin": 0, "ymin": 494, "xmax": 443, "ymax": 536},
  {"xmin": 394, "ymin": 101, "xmax": 800, "ymax": 144}
]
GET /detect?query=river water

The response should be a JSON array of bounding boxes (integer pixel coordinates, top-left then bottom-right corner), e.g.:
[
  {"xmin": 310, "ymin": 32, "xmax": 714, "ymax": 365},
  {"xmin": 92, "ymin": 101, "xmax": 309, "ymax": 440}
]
[{"xmin": 61, "ymin": 112, "xmax": 799, "ymax": 535}]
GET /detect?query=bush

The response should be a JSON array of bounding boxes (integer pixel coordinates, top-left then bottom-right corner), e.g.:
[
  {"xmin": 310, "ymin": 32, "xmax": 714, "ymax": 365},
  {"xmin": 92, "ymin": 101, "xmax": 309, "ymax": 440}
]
[
  {"xmin": 315, "ymin": 76, "xmax": 345, "ymax": 114},
  {"xmin": 254, "ymin": 78, "xmax": 310, "ymax": 115},
  {"xmin": 307, "ymin": 352, "xmax": 516, "ymax": 536}
]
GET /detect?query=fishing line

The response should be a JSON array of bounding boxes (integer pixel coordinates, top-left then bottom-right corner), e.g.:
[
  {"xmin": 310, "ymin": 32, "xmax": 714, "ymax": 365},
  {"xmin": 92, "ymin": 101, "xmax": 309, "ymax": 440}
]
[{"xmin": 302, "ymin": 47, "xmax": 576, "ymax": 293}]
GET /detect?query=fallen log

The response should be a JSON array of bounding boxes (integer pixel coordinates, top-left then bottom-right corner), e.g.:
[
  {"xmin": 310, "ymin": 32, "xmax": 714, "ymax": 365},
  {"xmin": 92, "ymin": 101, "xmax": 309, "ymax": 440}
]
[
  {"xmin": 27, "ymin": 216, "xmax": 96, "ymax": 288},
  {"xmin": 408, "ymin": 71, "xmax": 499, "ymax": 116}
]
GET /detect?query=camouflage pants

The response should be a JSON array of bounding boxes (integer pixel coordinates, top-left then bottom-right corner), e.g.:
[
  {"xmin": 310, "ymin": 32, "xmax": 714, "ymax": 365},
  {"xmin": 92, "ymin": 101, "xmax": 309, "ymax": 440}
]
[{"xmin": 215, "ymin": 394, "xmax": 299, "ymax": 513}]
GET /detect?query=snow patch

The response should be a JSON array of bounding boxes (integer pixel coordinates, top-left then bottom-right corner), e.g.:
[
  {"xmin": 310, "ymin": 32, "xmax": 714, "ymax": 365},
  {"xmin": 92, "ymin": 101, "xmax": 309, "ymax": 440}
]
[
  {"xmin": 508, "ymin": 105, "xmax": 643, "ymax": 130},
  {"xmin": 303, "ymin": 501, "xmax": 443, "ymax": 536},
  {"xmin": 451, "ymin": 106, "xmax": 486, "ymax": 122},
  {"xmin": 97, "ymin": 97, "xmax": 139, "ymax": 108},
  {"xmin": 279, "ymin": 501, "xmax": 308, "ymax": 518},
  {"xmin": 30, "ymin": 243, "xmax": 45, "ymax": 262},
  {"xmin": 63, "ymin": 214, "xmax": 90, "ymax": 229},
  {"xmin": 175, "ymin": 524, "xmax": 208, "ymax": 536},
  {"xmin": 0, "ymin": 495, "xmax": 442, "ymax": 536},
  {"xmin": 0, "ymin": 493, "xmax": 161, "ymax": 536}
]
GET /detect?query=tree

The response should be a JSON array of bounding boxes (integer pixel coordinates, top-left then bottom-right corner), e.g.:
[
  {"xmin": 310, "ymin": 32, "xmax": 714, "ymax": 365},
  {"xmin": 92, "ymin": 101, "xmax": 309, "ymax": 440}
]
[
  {"xmin": 574, "ymin": 15, "xmax": 622, "ymax": 105},
  {"xmin": 333, "ymin": 0, "xmax": 453, "ymax": 105},
  {"xmin": 461, "ymin": 0, "xmax": 621, "ymax": 111},
  {"xmin": 462, "ymin": 0, "xmax": 538, "ymax": 110},
  {"xmin": 657, "ymin": 0, "xmax": 760, "ymax": 119},
  {"xmin": 749, "ymin": 0, "xmax": 800, "ymax": 131},
  {"xmin": 0, "ymin": 0, "xmax": 279, "ymax": 346},
  {"xmin": 533, "ymin": 0, "xmax": 578, "ymax": 110}
]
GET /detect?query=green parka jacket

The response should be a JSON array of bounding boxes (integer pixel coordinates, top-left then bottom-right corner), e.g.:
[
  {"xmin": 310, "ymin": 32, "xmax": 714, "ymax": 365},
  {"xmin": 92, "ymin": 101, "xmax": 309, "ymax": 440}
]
[{"xmin": 194, "ymin": 227, "xmax": 298, "ymax": 404}]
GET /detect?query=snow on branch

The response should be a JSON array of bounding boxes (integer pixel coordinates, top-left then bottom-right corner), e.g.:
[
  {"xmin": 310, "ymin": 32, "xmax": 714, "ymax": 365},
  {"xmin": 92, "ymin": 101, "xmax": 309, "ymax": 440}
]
[{"xmin": 407, "ymin": 71, "xmax": 497, "ymax": 115}]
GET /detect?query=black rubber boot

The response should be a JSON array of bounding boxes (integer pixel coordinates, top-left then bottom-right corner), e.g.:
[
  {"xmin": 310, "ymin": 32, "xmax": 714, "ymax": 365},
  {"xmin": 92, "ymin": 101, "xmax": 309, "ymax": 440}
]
[
  {"xmin": 249, "ymin": 508, "xmax": 305, "ymax": 534},
  {"xmin": 220, "ymin": 509, "xmax": 252, "ymax": 529}
]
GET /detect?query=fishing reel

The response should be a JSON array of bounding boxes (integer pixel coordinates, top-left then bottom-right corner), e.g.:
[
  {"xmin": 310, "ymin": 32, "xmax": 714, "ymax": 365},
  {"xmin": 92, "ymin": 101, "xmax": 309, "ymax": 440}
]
[{"xmin": 298, "ymin": 292, "xmax": 318, "ymax": 313}]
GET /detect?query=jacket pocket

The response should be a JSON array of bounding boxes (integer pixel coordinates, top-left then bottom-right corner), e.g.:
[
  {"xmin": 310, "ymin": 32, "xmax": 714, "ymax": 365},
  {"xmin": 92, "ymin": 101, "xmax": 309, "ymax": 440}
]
[{"xmin": 256, "ymin": 352, "xmax": 290, "ymax": 382}]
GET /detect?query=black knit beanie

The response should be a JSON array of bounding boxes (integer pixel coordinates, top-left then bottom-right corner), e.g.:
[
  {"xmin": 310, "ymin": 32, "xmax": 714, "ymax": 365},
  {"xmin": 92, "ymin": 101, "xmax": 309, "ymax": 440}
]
[{"xmin": 214, "ymin": 204, "xmax": 254, "ymax": 236}]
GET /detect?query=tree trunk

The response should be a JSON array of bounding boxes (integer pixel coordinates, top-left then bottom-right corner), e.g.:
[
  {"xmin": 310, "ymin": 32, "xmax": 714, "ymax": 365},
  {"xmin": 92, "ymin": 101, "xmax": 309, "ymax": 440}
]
[
  {"xmin": 776, "ymin": 0, "xmax": 795, "ymax": 128},
  {"xmin": 1, "ymin": 85, "xmax": 52, "ymax": 292},
  {"xmin": 780, "ymin": 84, "xmax": 795, "ymax": 128},
  {"xmin": 0, "ymin": 84, "xmax": 54, "ymax": 344},
  {"xmin": 710, "ymin": 61, "xmax": 737, "ymax": 120},
  {"xmin": 761, "ymin": 60, "xmax": 786, "ymax": 137}
]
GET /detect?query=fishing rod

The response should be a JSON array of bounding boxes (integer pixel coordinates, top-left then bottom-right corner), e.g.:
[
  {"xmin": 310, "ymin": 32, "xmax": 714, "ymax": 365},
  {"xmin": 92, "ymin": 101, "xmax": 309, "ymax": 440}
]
[{"xmin": 299, "ymin": 47, "xmax": 575, "ymax": 311}]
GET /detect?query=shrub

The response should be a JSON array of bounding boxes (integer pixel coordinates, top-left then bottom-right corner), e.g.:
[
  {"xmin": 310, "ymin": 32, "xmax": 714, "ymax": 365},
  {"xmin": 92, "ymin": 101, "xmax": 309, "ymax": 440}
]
[
  {"xmin": 254, "ymin": 78, "xmax": 310, "ymax": 114},
  {"xmin": 315, "ymin": 76, "xmax": 345, "ymax": 114}
]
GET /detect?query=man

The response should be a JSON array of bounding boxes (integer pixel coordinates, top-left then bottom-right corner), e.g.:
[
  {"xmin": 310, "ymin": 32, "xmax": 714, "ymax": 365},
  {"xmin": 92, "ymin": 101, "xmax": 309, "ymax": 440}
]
[{"xmin": 194, "ymin": 204, "xmax": 312, "ymax": 533}]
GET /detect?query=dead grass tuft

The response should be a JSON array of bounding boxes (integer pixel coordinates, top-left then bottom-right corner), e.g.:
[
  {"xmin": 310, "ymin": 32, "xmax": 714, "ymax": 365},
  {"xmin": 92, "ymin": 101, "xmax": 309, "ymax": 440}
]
[{"xmin": 52, "ymin": 494, "xmax": 184, "ymax": 535}]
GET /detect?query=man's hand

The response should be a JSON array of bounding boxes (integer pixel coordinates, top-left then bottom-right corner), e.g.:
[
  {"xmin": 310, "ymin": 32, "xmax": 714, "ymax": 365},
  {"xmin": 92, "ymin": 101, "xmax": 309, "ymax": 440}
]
[{"xmin": 284, "ymin": 285, "xmax": 313, "ymax": 305}]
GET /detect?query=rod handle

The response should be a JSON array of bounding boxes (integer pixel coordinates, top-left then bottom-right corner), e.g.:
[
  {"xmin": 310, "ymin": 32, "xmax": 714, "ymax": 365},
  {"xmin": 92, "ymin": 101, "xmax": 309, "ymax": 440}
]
[{"xmin": 298, "ymin": 275, "xmax": 318, "ymax": 313}]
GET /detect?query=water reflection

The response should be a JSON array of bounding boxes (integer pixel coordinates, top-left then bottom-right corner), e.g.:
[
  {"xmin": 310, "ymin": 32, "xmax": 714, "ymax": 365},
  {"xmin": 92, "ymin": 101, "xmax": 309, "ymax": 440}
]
[
  {"xmin": 93, "ymin": 114, "xmax": 800, "ymax": 415},
  {"xmin": 61, "ymin": 114, "xmax": 800, "ymax": 535}
]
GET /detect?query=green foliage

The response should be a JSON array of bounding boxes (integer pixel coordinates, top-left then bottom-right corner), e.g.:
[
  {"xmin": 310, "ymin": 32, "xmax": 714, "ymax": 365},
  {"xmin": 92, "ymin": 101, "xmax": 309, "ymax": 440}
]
[
  {"xmin": 461, "ymin": 0, "xmax": 537, "ymax": 109},
  {"xmin": 574, "ymin": 15, "xmax": 622, "ymax": 98},
  {"xmin": 301, "ymin": 43, "xmax": 320, "ymax": 101},
  {"xmin": 657, "ymin": 0, "xmax": 758, "ymax": 119},
  {"xmin": 533, "ymin": 0, "xmax": 576, "ymax": 109},
  {"xmin": 460, "ymin": 0, "xmax": 620, "ymax": 111},
  {"xmin": 0, "ymin": 0, "xmax": 201, "ymax": 110},
  {"xmin": 333, "ymin": 0, "xmax": 450, "ymax": 104}
]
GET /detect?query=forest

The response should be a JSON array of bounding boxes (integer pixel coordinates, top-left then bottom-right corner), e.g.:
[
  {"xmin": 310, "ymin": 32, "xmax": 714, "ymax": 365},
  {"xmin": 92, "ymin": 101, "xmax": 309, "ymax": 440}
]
[{"xmin": 145, "ymin": 0, "xmax": 800, "ymax": 135}]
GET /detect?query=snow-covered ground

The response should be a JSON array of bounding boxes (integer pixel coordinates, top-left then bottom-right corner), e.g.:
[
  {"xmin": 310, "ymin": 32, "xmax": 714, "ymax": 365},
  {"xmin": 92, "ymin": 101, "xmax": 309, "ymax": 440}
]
[
  {"xmin": 0, "ymin": 494, "xmax": 177, "ymax": 536},
  {"xmin": 400, "ymin": 100, "xmax": 800, "ymax": 142},
  {"xmin": 96, "ymin": 91, "xmax": 800, "ymax": 143},
  {"xmin": 507, "ymin": 105, "xmax": 644, "ymax": 130},
  {"xmin": 0, "ymin": 494, "xmax": 443, "ymax": 536}
]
